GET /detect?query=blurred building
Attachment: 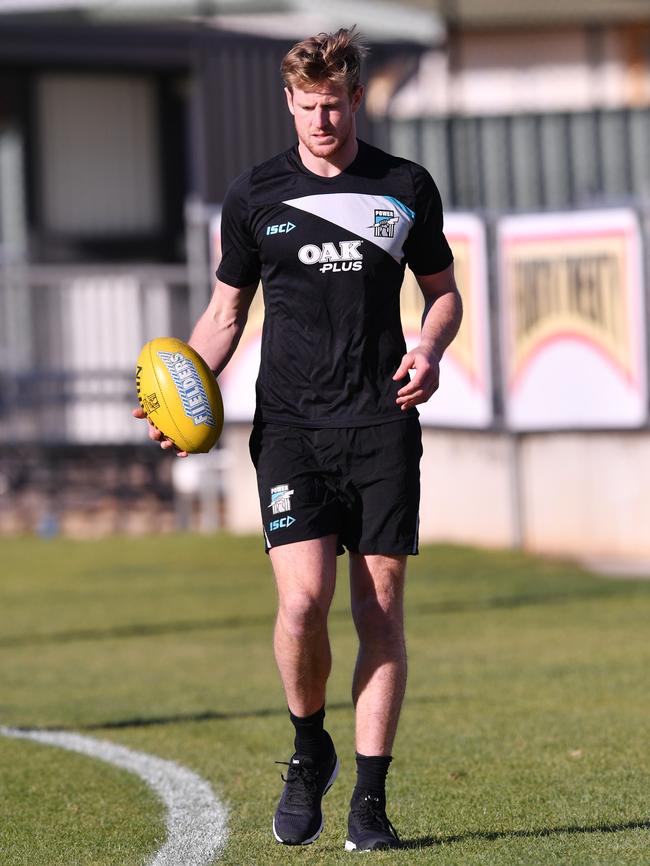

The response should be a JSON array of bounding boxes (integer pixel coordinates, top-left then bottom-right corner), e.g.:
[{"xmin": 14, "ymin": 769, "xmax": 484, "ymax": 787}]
[{"xmin": 0, "ymin": 0, "xmax": 649, "ymax": 563}]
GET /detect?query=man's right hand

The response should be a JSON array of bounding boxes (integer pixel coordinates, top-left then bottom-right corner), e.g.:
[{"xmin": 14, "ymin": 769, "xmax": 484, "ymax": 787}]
[{"xmin": 132, "ymin": 407, "xmax": 189, "ymax": 457}]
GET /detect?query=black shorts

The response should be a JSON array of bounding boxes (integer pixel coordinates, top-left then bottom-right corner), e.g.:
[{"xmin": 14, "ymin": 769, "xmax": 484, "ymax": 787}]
[{"xmin": 249, "ymin": 418, "xmax": 422, "ymax": 556}]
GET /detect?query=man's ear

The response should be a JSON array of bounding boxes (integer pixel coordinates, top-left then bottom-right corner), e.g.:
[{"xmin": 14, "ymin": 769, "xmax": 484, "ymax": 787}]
[
  {"xmin": 351, "ymin": 85, "xmax": 364, "ymax": 114},
  {"xmin": 284, "ymin": 87, "xmax": 295, "ymax": 116}
]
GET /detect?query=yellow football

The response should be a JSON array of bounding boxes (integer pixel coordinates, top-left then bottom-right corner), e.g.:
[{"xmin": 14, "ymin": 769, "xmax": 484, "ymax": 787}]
[{"xmin": 136, "ymin": 337, "xmax": 223, "ymax": 453}]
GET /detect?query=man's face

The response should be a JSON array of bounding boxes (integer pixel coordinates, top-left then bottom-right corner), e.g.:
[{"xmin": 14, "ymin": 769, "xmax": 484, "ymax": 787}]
[{"xmin": 285, "ymin": 81, "xmax": 363, "ymax": 160}]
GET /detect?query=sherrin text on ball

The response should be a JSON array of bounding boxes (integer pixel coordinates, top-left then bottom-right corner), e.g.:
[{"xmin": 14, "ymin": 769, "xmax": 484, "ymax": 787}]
[{"xmin": 136, "ymin": 337, "xmax": 224, "ymax": 453}]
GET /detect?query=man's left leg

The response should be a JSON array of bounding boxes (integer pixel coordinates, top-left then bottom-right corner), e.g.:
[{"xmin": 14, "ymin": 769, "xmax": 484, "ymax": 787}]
[{"xmin": 345, "ymin": 552, "xmax": 406, "ymax": 851}]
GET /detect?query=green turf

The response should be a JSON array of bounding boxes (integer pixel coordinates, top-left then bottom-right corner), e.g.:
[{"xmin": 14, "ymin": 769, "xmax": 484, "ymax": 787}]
[
  {"xmin": 0, "ymin": 736, "xmax": 163, "ymax": 866},
  {"xmin": 1, "ymin": 535, "xmax": 649, "ymax": 865}
]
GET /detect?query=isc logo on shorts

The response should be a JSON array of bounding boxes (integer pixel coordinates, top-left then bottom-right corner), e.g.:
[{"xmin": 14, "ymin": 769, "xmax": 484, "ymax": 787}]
[
  {"xmin": 269, "ymin": 515, "xmax": 296, "ymax": 532},
  {"xmin": 298, "ymin": 241, "xmax": 363, "ymax": 274}
]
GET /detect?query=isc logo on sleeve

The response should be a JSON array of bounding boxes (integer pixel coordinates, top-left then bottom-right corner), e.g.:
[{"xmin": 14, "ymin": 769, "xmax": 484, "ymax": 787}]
[{"xmin": 266, "ymin": 222, "xmax": 296, "ymax": 235}]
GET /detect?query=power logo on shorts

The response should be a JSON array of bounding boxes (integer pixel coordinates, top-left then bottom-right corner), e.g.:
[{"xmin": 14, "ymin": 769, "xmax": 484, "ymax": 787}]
[
  {"xmin": 268, "ymin": 484, "xmax": 296, "ymax": 532},
  {"xmin": 269, "ymin": 484, "xmax": 294, "ymax": 514}
]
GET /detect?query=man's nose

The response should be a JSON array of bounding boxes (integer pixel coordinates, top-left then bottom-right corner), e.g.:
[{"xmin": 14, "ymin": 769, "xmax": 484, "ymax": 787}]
[{"xmin": 314, "ymin": 107, "xmax": 328, "ymax": 128}]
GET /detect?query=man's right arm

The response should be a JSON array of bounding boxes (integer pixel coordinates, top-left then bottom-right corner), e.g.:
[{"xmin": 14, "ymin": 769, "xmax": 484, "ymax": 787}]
[
  {"xmin": 188, "ymin": 278, "xmax": 258, "ymax": 376},
  {"xmin": 133, "ymin": 277, "xmax": 257, "ymax": 455}
]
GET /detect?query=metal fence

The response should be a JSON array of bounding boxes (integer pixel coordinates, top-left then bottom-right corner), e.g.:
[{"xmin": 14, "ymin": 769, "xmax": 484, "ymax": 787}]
[
  {"xmin": 0, "ymin": 264, "xmax": 190, "ymax": 445},
  {"xmin": 374, "ymin": 106, "xmax": 650, "ymax": 213}
]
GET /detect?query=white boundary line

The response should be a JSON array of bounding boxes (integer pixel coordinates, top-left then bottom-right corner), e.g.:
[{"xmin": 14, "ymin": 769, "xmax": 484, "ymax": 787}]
[{"xmin": 0, "ymin": 726, "xmax": 229, "ymax": 866}]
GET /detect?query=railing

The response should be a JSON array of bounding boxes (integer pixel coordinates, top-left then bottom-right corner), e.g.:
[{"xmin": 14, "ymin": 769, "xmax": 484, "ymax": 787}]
[
  {"xmin": 374, "ymin": 106, "xmax": 650, "ymax": 213},
  {"xmin": 0, "ymin": 263, "xmax": 190, "ymax": 444}
]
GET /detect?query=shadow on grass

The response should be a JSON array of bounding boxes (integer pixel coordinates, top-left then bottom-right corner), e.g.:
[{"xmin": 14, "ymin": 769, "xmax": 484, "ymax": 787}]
[
  {"xmin": 14, "ymin": 704, "xmax": 352, "ymax": 732},
  {"xmin": 402, "ymin": 819, "xmax": 650, "ymax": 849},
  {"xmin": 17, "ymin": 694, "xmax": 449, "ymax": 732},
  {"xmin": 0, "ymin": 585, "xmax": 641, "ymax": 649},
  {"xmin": 0, "ymin": 614, "xmax": 274, "ymax": 648}
]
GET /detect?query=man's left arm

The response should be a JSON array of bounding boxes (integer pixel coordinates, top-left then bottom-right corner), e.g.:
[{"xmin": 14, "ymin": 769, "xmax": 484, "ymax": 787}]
[{"xmin": 393, "ymin": 263, "xmax": 462, "ymax": 411}]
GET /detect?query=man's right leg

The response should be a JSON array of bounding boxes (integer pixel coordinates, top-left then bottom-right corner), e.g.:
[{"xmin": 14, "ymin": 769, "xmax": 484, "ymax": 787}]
[
  {"xmin": 270, "ymin": 535, "xmax": 338, "ymax": 716},
  {"xmin": 270, "ymin": 535, "xmax": 340, "ymax": 845}
]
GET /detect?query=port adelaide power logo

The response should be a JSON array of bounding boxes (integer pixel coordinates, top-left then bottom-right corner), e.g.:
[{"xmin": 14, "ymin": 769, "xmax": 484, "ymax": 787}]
[
  {"xmin": 372, "ymin": 208, "xmax": 399, "ymax": 238},
  {"xmin": 268, "ymin": 484, "xmax": 296, "ymax": 532},
  {"xmin": 269, "ymin": 484, "xmax": 293, "ymax": 514}
]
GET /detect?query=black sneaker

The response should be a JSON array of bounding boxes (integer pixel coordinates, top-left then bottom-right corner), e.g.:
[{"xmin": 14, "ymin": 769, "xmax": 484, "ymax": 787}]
[
  {"xmin": 272, "ymin": 749, "xmax": 339, "ymax": 845},
  {"xmin": 345, "ymin": 790, "xmax": 401, "ymax": 851}
]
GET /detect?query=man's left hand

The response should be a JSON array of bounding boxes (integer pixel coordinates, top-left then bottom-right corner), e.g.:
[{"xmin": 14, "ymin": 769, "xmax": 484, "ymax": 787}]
[{"xmin": 393, "ymin": 346, "xmax": 440, "ymax": 411}]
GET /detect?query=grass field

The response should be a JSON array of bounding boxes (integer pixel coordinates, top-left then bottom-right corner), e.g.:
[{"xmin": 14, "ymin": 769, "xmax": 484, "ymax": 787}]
[{"xmin": 1, "ymin": 535, "xmax": 649, "ymax": 865}]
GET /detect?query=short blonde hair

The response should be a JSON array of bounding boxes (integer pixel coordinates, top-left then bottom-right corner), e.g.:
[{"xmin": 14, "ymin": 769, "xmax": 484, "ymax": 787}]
[{"xmin": 281, "ymin": 27, "xmax": 369, "ymax": 94}]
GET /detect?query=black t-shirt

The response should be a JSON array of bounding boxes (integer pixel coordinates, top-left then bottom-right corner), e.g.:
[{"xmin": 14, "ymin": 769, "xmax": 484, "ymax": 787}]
[{"xmin": 217, "ymin": 139, "xmax": 453, "ymax": 428}]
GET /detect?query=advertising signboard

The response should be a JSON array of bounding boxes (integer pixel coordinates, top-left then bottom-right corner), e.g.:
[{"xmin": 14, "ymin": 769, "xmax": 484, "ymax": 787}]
[{"xmin": 499, "ymin": 209, "xmax": 647, "ymax": 429}]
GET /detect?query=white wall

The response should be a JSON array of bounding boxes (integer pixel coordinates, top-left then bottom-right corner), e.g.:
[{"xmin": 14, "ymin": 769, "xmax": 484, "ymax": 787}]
[
  {"xmin": 520, "ymin": 432, "xmax": 650, "ymax": 560},
  {"xmin": 419, "ymin": 430, "xmax": 517, "ymax": 548}
]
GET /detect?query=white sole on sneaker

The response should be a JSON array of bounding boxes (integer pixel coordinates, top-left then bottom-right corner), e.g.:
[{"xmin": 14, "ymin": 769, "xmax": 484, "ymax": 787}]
[{"xmin": 345, "ymin": 839, "xmax": 394, "ymax": 853}]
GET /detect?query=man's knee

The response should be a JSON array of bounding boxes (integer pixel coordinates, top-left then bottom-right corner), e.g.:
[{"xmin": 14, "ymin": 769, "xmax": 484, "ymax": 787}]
[
  {"xmin": 278, "ymin": 591, "xmax": 330, "ymax": 640},
  {"xmin": 350, "ymin": 553, "xmax": 406, "ymax": 645},
  {"xmin": 352, "ymin": 591, "xmax": 404, "ymax": 647}
]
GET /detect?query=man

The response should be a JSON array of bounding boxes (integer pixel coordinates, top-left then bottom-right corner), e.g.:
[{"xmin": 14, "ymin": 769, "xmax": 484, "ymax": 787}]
[{"xmin": 136, "ymin": 27, "xmax": 461, "ymax": 852}]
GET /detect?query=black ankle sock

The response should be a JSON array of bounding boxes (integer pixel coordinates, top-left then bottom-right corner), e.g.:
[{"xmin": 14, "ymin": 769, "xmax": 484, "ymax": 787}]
[
  {"xmin": 354, "ymin": 753, "xmax": 393, "ymax": 797},
  {"xmin": 289, "ymin": 706, "xmax": 332, "ymax": 760}
]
